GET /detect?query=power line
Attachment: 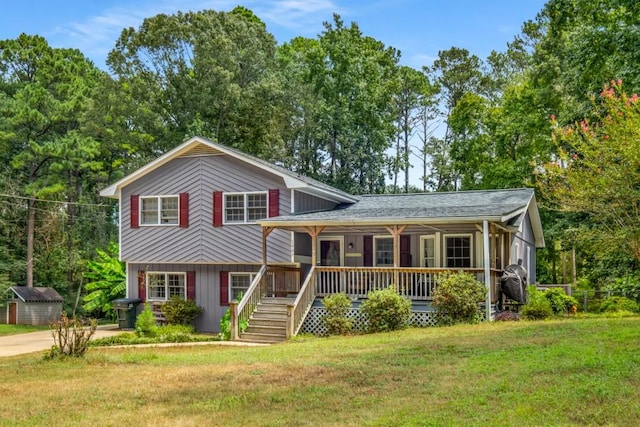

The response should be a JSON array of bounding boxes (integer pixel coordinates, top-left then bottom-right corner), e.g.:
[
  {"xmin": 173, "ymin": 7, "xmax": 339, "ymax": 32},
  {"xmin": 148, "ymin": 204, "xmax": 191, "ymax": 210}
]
[{"xmin": 0, "ymin": 193, "xmax": 111, "ymax": 207}]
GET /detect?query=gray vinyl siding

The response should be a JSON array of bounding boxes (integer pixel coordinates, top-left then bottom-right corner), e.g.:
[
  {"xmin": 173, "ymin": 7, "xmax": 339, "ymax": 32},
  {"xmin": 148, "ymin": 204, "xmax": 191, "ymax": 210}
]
[
  {"xmin": 127, "ymin": 262, "xmax": 263, "ymax": 333},
  {"xmin": 510, "ymin": 213, "xmax": 536, "ymax": 283},
  {"xmin": 10, "ymin": 301, "xmax": 62, "ymax": 325},
  {"xmin": 121, "ymin": 154, "xmax": 291, "ymax": 264},
  {"xmin": 294, "ymin": 191, "xmax": 339, "ymax": 213}
]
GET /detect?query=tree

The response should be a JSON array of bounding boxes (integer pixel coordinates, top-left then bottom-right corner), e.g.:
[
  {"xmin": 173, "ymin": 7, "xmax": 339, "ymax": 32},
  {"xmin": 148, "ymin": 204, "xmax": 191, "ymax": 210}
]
[
  {"xmin": 540, "ymin": 81, "xmax": 640, "ymax": 264},
  {"xmin": 0, "ymin": 34, "xmax": 105, "ymax": 288},
  {"xmin": 82, "ymin": 242, "xmax": 125, "ymax": 318},
  {"xmin": 107, "ymin": 8, "xmax": 284, "ymax": 159}
]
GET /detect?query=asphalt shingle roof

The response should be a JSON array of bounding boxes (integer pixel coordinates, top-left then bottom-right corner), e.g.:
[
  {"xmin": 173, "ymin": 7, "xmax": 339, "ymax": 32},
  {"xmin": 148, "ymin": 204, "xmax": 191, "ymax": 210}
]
[
  {"xmin": 262, "ymin": 188, "xmax": 534, "ymax": 223},
  {"xmin": 10, "ymin": 286, "xmax": 63, "ymax": 303}
]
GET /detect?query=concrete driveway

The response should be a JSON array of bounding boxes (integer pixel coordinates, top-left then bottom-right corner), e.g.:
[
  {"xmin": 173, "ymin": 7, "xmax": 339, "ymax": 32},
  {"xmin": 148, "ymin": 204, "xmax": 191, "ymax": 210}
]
[{"xmin": 0, "ymin": 325, "xmax": 124, "ymax": 357}]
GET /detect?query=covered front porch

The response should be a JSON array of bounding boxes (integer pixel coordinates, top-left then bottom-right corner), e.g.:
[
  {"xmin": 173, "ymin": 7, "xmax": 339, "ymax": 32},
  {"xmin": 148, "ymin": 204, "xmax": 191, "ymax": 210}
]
[{"xmin": 230, "ymin": 220, "xmax": 509, "ymax": 341}]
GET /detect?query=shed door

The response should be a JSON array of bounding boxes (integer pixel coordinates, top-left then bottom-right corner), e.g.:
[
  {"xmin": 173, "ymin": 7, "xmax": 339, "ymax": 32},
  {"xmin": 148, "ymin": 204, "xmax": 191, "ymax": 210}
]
[{"xmin": 8, "ymin": 302, "xmax": 17, "ymax": 324}]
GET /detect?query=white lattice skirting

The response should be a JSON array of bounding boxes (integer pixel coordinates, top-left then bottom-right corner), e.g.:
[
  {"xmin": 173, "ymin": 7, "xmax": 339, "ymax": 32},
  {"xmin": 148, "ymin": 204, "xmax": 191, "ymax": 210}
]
[{"xmin": 300, "ymin": 306, "xmax": 442, "ymax": 336}]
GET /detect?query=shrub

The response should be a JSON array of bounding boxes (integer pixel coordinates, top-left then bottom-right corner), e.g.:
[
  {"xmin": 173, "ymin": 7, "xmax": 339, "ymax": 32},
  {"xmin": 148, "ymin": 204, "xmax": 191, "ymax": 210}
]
[
  {"xmin": 599, "ymin": 296, "xmax": 639, "ymax": 314},
  {"xmin": 521, "ymin": 286, "xmax": 553, "ymax": 320},
  {"xmin": 322, "ymin": 293, "xmax": 353, "ymax": 335},
  {"xmin": 135, "ymin": 303, "xmax": 158, "ymax": 337},
  {"xmin": 361, "ymin": 286, "xmax": 411, "ymax": 333},
  {"xmin": 161, "ymin": 296, "xmax": 204, "ymax": 325},
  {"xmin": 607, "ymin": 274, "xmax": 640, "ymax": 304},
  {"xmin": 46, "ymin": 313, "xmax": 97, "ymax": 359},
  {"xmin": 544, "ymin": 287, "xmax": 579, "ymax": 315},
  {"xmin": 432, "ymin": 271, "xmax": 486, "ymax": 325}
]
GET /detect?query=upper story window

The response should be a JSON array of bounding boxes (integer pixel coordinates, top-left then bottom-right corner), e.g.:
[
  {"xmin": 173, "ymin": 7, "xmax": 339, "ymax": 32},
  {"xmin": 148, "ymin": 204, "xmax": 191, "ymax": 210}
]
[
  {"xmin": 141, "ymin": 196, "xmax": 179, "ymax": 225},
  {"xmin": 224, "ymin": 192, "xmax": 267, "ymax": 224},
  {"xmin": 147, "ymin": 272, "xmax": 186, "ymax": 300},
  {"xmin": 445, "ymin": 235, "xmax": 472, "ymax": 268}
]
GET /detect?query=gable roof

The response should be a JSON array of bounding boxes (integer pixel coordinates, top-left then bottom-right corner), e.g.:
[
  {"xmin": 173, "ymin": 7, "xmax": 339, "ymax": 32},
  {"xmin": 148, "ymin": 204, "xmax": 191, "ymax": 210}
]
[
  {"xmin": 100, "ymin": 136, "xmax": 357, "ymax": 204},
  {"xmin": 259, "ymin": 188, "xmax": 545, "ymax": 247},
  {"xmin": 10, "ymin": 286, "xmax": 63, "ymax": 303}
]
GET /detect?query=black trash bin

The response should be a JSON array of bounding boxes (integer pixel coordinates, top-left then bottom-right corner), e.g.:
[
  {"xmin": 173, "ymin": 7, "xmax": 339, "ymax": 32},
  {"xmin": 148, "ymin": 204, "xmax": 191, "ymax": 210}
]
[{"xmin": 112, "ymin": 298, "xmax": 141, "ymax": 329}]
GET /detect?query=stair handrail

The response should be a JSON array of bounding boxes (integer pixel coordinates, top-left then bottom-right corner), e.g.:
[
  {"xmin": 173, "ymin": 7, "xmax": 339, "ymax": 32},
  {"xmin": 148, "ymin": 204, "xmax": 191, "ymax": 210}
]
[
  {"xmin": 231, "ymin": 264, "xmax": 267, "ymax": 340},
  {"xmin": 286, "ymin": 266, "xmax": 316, "ymax": 338}
]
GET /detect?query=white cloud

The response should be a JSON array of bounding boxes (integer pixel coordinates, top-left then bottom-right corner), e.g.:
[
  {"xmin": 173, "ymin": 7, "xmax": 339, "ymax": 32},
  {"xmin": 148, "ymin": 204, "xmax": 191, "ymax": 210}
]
[{"xmin": 255, "ymin": 0, "xmax": 340, "ymax": 31}]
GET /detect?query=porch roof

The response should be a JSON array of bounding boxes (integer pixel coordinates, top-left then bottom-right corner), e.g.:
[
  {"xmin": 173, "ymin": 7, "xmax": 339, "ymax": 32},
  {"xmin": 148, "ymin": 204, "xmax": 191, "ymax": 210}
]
[{"xmin": 259, "ymin": 188, "xmax": 544, "ymax": 247}]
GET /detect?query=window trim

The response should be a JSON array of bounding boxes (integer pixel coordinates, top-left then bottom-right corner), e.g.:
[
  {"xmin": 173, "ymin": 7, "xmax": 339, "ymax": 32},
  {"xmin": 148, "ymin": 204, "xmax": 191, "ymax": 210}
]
[
  {"xmin": 223, "ymin": 191, "xmax": 268, "ymax": 225},
  {"xmin": 419, "ymin": 234, "xmax": 441, "ymax": 268},
  {"xmin": 146, "ymin": 271, "xmax": 186, "ymax": 301},
  {"xmin": 139, "ymin": 195, "xmax": 180, "ymax": 226},
  {"xmin": 444, "ymin": 233, "xmax": 473, "ymax": 268},
  {"xmin": 317, "ymin": 236, "xmax": 344, "ymax": 266},
  {"xmin": 229, "ymin": 272, "xmax": 257, "ymax": 302},
  {"xmin": 373, "ymin": 235, "xmax": 394, "ymax": 267}
]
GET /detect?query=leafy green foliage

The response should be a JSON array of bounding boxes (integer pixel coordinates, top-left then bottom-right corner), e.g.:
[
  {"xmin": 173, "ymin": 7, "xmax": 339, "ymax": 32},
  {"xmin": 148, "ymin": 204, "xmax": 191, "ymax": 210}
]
[
  {"xmin": 521, "ymin": 286, "xmax": 554, "ymax": 320},
  {"xmin": 361, "ymin": 286, "xmax": 411, "ymax": 333},
  {"xmin": 90, "ymin": 324, "xmax": 216, "ymax": 347},
  {"xmin": 599, "ymin": 296, "xmax": 639, "ymax": 314},
  {"xmin": 160, "ymin": 297, "xmax": 204, "ymax": 325},
  {"xmin": 82, "ymin": 242, "xmax": 125, "ymax": 319},
  {"xmin": 135, "ymin": 303, "xmax": 158, "ymax": 338},
  {"xmin": 432, "ymin": 271, "xmax": 486, "ymax": 325},
  {"xmin": 543, "ymin": 287, "xmax": 579, "ymax": 315},
  {"xmin": 321, "ymin": 293, "xmax": 353, "ymax": 335},
  {"xmin": 607, "ymin": 274, "xmax": 640, "ymax": 304}
]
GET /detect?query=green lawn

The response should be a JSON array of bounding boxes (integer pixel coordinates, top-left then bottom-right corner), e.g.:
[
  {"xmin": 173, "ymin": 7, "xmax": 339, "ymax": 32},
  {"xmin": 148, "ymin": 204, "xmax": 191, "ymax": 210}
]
[
  {"xmin": 1, "ymin": 317, "xmax": 639, "ymax": 426},
  {"xmin": 0, "ymin": 324, "xmax": 49, "ymax": 336}
]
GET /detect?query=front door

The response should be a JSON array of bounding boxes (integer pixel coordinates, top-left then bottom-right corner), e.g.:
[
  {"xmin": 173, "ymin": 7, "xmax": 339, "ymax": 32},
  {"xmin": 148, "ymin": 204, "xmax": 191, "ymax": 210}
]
[
  {"xmin": 317, "ymin": 237, "xmax": 343, "ymax": 293},
  {"xmin": 319, "ymin": 239, "xmax": 343, "ymax": 266},
  {"xmin": 8, "ymin": 302, "xmax": 17, "ymax": 324}
]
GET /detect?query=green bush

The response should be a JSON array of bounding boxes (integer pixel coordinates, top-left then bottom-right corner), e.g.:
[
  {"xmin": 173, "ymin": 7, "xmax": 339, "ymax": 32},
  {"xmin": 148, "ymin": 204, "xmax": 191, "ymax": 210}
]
[
  {"xmin": 361, "ymin": 286, "xmax": 411, "ymax": 333},
  {"xmin": 599, "ymin": 296, "xmax": 639, "ymax": 313},
  {"xmin": 322, "ymin": 293, "xmax": 353, "ymax": 335},
  {"xmin": 607, "ymin": 274, "xmax": 640, "ymax": 304},
  {"xmin": 161, "ymin": 296, "xmax": 204, "ymax": 325},
  {"xmin": 135, "ymin": 303, "xmax": 158, "ymax": 337},
  {"xmin": 521, "ymin": 286, "xmax": 554, "ymax": 320},
  {"xmin": 544, "ymin": 287, "xmax": 579, "ymax": 315},
  {"xmin": 432, "ymin": 271, "xmax": 486, "ymax": 325}
]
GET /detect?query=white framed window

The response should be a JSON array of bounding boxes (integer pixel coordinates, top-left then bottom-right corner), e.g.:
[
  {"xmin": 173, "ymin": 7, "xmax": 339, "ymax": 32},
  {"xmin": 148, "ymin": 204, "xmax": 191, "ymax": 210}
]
[
  {"xmin": 147, "ymin": 272, "xmax": 186, "ymax": 301},
  {"xmin": 420, "ymin": 235, "xmax": 440, "ymax": 267},
  {"xmin": 224, "ymin": 192, "xmax": 267, "ymax": 224},
  {"xmin": 374, "ymin": 236, "xmax": 394, "ymax": 267},
  {"xmin": 140, "ymin": 196, "xmax": 179, "ymax": 225},
  {"xmin": 230, "ymin": 272, "xmax": 257, "ymax": 301},
  {"xmin": 444, "ymin": 234, "xmax": 472, "ymax": 268}
]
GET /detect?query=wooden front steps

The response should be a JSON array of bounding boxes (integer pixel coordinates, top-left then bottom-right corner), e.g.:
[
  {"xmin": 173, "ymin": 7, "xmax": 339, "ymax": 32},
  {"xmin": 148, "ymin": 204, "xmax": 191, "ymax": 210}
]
[{"xmin": 238, "ymin": 297, "xmax": 294, "ymax": 344}]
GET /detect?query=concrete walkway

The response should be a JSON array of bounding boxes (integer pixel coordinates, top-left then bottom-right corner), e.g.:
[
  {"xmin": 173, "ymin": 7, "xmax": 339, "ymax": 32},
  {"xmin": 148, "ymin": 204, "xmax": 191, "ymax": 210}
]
[{"xmin": 0, "ymin": 325, "xmax": 268, "ymax": 357}]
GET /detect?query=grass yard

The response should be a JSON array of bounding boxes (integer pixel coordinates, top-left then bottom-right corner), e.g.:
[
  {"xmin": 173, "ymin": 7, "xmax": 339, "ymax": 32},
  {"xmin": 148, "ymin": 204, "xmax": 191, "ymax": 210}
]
[
  {"xmin": 1, "ymin": 317, "xmax": 639, "ymax": 426},
  {"xmin": 0, "ymin": 324, "xmax": 49, "ymax": 336}
]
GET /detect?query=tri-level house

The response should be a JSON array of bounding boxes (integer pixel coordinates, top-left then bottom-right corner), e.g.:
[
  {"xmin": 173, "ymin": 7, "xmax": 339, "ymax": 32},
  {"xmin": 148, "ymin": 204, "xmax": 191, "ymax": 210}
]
[{"xmin": 101, "ymin": 136, "xmax": 544, "ymax": 342}]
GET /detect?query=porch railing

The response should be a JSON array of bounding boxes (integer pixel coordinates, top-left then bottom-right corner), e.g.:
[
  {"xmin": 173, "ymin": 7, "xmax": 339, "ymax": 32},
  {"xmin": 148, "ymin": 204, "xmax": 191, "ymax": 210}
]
[
  {"xmin": 286, "ymin": 266, "xmax": 317, "ymax": 338},
  {"xmin": 314, "ymin": 267, "xmax": 501, "ymax": 301},
  {"xmin": 231, "ymin": 265, "xmax": 267, "ymax": 340},
  {"xmin": 231, "ymin": 265, "xmax": 302, "ymax": 340}
]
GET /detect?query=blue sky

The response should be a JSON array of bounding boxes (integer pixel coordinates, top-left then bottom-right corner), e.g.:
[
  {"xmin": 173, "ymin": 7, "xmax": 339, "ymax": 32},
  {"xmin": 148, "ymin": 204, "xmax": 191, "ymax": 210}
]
[{"xmin": 0, "ymin": 0, "xmax": 547, "ymax": 71}]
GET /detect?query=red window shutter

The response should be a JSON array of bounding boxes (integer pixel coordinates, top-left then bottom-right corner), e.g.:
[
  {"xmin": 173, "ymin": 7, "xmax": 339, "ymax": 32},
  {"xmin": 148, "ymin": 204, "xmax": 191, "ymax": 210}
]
[
  {"xmin": 130, "ymin": 195, "xmax": 140, "ymax": 229},
  {"xmin": 179, "ymin": 193, "xmax": 189, "ymax": 228},
  {"xmin": 268, "ymin": 189, "xmax": 279, "ymax": 217},
  {"xmin": 137, "ymin": 270, "xmax": 146, "ymax": 302},
  {"xmin": 186, "ymin": 271, "xmax": 196, "ymax": 300},
  {"xmin": 400, "ymin": 235, "xmax": 412, "ymax": 267},
  {"xmin": 213, "ymin": 191, "xmax": 223, "ymax": 227},
  {"xmin": 363, "ymin": 235, "xmax": 373, "ymax": 267},
  {"xmin": 220, "ymin": 271, "xmax": 229, "ymax": 306}
]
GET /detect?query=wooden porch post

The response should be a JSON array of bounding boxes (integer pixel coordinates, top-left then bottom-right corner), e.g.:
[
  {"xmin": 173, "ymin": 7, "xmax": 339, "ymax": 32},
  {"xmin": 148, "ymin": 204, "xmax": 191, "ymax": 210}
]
[
  {"xmin": 483, "ymin": 220, "xmax": 492, "ymax": 321},
  {"xmin": 262, "ymin": 227, "xmax": 274, "ymax": 265},
  {"xmin": 303, "ymin": 226, "xmax": 325, "ymax": 266},
  {"xmin": 385, "ymin": 224, "xmax": 408, "ymax": 288}
]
